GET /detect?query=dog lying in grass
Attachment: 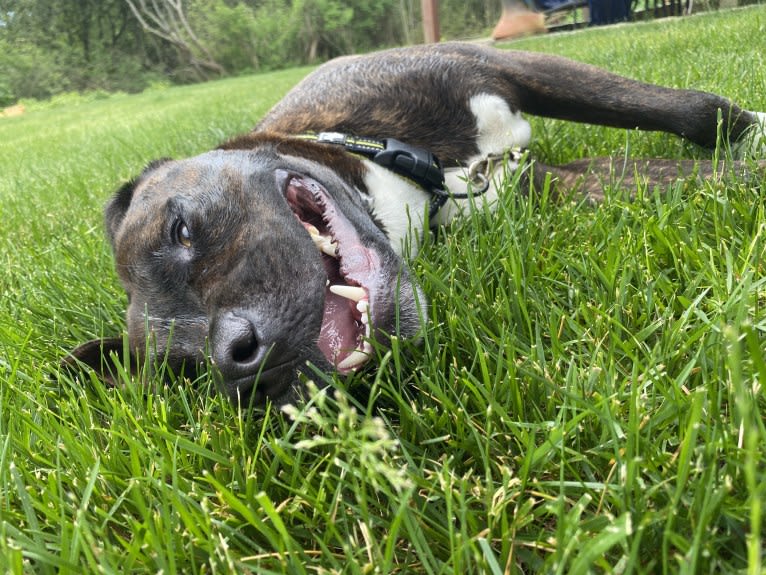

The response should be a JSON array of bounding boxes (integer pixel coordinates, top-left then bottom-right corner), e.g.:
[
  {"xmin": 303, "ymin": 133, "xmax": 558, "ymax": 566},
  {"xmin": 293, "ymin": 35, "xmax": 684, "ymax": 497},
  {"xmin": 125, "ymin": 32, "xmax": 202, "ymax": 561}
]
[{"xmin": 65, "ymin": 42, "xmax": 766, "ymax": 405}]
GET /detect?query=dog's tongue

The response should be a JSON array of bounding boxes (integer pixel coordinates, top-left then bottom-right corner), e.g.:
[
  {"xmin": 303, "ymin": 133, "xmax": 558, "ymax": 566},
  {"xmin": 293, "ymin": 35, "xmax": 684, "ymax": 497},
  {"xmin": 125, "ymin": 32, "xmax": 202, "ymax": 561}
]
[
  {"xmin": 318, "ymin": 287, "xmax": 360, "ymax": 364},
  {"xmin": 314, "ymin": 251, "xmax": 356, "ymax": 365}
]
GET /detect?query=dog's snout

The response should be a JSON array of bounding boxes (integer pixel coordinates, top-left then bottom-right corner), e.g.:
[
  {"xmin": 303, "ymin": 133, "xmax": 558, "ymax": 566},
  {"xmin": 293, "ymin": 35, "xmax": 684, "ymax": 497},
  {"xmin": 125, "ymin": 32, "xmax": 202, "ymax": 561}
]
[
  {"xmin": 209, "ymin": 308, "xmax": 307, "ymax": 403},
  {"xmin": 211, "ymin": 311, "xmax": 264, "ymax": 378}
]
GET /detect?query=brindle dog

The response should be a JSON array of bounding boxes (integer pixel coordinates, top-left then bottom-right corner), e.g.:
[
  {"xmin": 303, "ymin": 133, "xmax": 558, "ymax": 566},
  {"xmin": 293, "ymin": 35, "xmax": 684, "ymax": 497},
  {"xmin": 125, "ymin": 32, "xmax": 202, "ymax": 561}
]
[{"xmin": 66, "ymin": 43, "xmax": 765, "ymax": 405}]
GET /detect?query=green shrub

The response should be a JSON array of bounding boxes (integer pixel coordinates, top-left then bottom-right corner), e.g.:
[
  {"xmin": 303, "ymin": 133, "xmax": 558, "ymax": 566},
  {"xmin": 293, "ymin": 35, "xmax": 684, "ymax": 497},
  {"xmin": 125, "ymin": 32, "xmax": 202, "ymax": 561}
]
[{"xmin": 0, "ymin": 39, "xmax": 72, "ymax": 104}]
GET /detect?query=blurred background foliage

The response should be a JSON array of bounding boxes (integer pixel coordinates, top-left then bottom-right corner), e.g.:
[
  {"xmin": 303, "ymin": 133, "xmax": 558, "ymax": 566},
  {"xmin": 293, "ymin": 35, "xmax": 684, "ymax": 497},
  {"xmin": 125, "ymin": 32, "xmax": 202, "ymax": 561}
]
[{"xmin": 0, "ymin": 0, "xmax": 500, "ymax": 106}]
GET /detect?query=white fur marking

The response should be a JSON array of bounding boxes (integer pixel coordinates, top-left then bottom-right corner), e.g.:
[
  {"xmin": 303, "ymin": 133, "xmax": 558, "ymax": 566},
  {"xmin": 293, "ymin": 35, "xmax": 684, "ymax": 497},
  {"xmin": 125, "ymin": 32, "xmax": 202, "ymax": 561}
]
[
  {"xmin": 735, "ymin": 111, "xmax": 766, "ymax": 159},
  {"xmin": 469, "ymin": 93, "xmax": 531, "ymax": 159},
  {"xmin": 362, "ymin": 160, "xmax": 430, "ymax": 256}
]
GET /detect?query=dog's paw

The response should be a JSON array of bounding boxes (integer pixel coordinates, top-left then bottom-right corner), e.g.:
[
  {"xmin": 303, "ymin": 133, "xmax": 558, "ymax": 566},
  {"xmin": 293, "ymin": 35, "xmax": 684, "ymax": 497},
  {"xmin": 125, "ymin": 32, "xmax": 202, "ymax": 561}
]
[{"xmin": 734, "ymin": 111, "xmax": 766, "ymax": 159}]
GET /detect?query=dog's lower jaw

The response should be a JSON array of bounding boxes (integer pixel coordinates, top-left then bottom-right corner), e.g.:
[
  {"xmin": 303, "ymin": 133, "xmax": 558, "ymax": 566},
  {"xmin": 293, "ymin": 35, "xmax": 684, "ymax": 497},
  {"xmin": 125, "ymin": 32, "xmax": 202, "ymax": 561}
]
[
  {"xmin": 226, "ymin": 377, "xmax": 294, "ymax": 409},
  {"xmin": 214, "ymin": 337, "xmax": 334, "ymax": 406}
]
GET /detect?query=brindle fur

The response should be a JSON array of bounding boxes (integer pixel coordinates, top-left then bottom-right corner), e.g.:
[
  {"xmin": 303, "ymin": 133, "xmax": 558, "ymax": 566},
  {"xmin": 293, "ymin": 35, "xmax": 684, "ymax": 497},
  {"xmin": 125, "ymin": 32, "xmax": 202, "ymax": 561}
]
[{"xmin": 65, "ymin": 42, "xmax": 765, "ymax": 405}]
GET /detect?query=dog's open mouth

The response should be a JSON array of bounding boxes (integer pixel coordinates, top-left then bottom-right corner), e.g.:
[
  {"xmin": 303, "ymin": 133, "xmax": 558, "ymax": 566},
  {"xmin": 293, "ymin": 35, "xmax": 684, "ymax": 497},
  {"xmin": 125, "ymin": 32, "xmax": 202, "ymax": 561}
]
[{"xmin": 283, "ymin": 174, "xmax": 382, "ymax": 373}]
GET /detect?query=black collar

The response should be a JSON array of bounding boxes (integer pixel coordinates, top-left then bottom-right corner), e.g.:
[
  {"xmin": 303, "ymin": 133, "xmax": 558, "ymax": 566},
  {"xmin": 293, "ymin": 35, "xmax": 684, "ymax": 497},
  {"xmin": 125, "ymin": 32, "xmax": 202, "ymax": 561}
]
[{"xmin": 296, "ymin": 132, "xmax": 449, "ymax": 219}]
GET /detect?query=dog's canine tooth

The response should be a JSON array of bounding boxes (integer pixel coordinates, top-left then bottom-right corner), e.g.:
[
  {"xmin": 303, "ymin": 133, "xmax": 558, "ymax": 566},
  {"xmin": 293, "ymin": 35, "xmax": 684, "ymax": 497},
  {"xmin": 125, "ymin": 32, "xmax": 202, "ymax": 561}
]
[
  {"xmin": 337, "ymin": 349, "xmax": 369, "ymax": 370},
  {"xmin": 330, "ymin": 285, "xmax": 366, "ymax": 302}
]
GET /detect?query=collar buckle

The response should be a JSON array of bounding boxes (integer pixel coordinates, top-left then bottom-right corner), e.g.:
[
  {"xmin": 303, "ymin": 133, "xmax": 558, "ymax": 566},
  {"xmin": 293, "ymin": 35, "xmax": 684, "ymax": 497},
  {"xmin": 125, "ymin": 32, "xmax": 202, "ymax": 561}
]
[
  {"xmin": 372, "ymin": 138, "xmax": 445, "ymax": 193},
  {"xmin": 315, "ymin": 132, "xmax": 348, "ymax": 145}
]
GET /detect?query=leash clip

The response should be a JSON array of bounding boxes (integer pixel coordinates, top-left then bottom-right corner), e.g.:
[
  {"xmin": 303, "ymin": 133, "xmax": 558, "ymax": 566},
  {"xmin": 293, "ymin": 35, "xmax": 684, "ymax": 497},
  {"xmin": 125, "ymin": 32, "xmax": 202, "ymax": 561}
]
[
  {"xmin": 466, "ymin": 148, "xmax": 523, "ymax": 194},
  {"xmin": 427, "ymin": 147, "xmax": 525, "ymax": 221}
]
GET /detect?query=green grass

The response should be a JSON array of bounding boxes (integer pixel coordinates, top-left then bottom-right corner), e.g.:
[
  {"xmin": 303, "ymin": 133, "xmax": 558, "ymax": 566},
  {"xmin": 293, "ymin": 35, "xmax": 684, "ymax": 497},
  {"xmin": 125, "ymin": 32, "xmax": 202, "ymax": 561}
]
[{"xmin": 1, "ymin": 6, "xmax": 765, "ymax": 573}]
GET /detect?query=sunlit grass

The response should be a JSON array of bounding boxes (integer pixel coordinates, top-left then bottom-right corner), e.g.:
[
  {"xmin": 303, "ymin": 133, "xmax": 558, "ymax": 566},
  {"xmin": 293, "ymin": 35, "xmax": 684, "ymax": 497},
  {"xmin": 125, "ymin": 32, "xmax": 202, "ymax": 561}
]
[{"xmin": 0, "ymin": 6, "xmax": 764, "ymax": 573}]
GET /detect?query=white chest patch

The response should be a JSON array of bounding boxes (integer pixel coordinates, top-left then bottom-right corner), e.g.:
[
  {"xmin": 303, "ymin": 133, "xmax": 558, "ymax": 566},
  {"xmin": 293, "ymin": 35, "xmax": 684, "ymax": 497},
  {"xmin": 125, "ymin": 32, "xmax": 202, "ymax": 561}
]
[
  {"xmin": 362, "ymin": 160, "xmax": 430, "ymax": 256},
  {"xmin": 363, "ymin": 92, "xmax": 534, "ymax": 247}
]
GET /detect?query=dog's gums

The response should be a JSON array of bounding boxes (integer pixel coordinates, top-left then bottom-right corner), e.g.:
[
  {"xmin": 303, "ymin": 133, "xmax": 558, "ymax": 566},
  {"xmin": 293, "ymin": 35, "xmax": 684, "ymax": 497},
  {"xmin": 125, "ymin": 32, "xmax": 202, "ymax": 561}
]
[{"xmin": 283, "ymin": 173, "xmax": 377, "ymax": 373}]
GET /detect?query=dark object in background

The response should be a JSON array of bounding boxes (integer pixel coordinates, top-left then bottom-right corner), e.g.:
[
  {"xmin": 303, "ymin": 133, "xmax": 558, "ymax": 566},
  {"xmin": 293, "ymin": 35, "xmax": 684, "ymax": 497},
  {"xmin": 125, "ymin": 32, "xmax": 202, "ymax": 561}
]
[{"xmin": 589, "ymin": 0, "xmax": 632, "ymax": 24}]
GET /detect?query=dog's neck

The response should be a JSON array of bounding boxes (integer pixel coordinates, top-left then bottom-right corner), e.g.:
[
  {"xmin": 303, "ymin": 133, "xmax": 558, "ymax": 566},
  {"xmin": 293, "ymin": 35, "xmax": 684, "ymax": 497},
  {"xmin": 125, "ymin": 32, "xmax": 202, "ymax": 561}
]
[{"xmin": 361, "ymin": 93, "xmax": 535, "ymax": 256}]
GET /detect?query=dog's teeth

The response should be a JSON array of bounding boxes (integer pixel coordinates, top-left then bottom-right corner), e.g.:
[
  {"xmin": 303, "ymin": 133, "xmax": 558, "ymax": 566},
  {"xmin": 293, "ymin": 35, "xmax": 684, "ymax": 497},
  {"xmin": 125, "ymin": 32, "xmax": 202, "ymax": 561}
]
[
  {"xmin": 310, "ymin": 233, "xmax": 327, "ymax": 249},
  {"xmin": 337, "ymin": 349, "xmax": 369, "ymax": 371},
  {"xmin": 311, "ymin": 234, "xmax": 337, "ymax": 257},
  {"xmin": 320, "ymin": 242, "xmax": 338, "ymax": 258},
  {"xmin": 307, "ymin": 228, "xmax": 338, "ymax": 257},
  {"xmin": 329, "ymin": 285, "xmax": 366, "ymax": 302},
  {"xmin": 355, "ymin": 301, "xmax": 371, "ymax": 337},
  {"xmin": 357, "ymin": 301, "xmax": 371, "ymax": 328}
]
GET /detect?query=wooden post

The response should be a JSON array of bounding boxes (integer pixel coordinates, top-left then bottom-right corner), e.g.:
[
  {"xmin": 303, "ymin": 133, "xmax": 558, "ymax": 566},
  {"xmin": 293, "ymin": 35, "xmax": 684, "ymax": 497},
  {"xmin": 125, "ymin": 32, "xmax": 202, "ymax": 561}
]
[{"xmin": 421, "ymin": 0, "xmax": 440, "ymax": 43}]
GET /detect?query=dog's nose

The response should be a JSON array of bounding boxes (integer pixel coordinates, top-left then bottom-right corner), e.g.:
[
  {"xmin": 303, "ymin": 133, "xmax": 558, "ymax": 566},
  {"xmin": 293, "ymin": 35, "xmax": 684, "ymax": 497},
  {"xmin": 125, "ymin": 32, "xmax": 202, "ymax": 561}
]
[{"xmin": 210, "ymin": 311, "xmax": 265, "ymax": 380}]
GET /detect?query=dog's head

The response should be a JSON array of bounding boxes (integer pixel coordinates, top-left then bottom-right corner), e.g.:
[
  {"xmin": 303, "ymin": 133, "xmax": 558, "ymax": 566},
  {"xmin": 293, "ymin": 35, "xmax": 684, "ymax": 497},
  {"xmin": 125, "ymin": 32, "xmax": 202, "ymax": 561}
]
[{"xmin": 68, "ymin": 143, "xmax": 424, "ymax": 405}]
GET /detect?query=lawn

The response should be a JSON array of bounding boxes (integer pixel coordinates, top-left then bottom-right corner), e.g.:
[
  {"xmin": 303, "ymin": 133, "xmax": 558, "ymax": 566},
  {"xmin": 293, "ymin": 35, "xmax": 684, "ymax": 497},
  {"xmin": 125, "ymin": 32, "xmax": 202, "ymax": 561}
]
[{"xmin": 0, "ymin": 6, "xmax": 765, "ymax": 574}]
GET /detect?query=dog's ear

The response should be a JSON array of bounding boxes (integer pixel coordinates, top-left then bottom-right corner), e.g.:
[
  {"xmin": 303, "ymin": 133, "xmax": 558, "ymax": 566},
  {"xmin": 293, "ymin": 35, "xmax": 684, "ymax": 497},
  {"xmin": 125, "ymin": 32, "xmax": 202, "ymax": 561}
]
[
  {"xmin": 106, "ymin": 159, "xmax": 171, "ymax": 246},
  {"xmin": 61, "ymin": 337, "xmax": 138, "ymax": 388}
]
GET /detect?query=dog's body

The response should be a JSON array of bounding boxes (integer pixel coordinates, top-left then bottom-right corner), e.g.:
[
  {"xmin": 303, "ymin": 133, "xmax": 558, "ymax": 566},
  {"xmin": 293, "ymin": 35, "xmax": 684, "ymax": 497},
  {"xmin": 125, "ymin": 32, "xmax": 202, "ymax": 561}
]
[{"xmin": 68, "ymin": 42, "xmax": 766, "ymax": 405}]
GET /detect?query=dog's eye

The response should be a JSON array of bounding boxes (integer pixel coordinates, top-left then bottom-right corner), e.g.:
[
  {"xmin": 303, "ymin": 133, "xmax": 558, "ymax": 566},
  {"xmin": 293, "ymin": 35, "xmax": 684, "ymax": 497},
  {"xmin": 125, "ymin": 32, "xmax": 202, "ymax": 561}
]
[{"xmin": 172, "ymin": 218, "xmax": 192, "ymax": 249}]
